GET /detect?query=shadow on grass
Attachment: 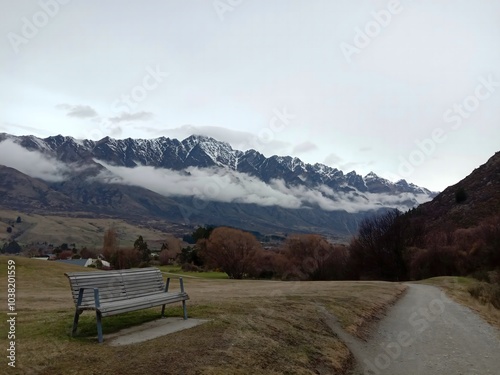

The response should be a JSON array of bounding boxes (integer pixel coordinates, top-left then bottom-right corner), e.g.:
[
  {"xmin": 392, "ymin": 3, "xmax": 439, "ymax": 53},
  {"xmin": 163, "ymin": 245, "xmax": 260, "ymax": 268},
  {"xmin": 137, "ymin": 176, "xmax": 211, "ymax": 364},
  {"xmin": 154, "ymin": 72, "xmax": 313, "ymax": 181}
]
[{"xmin": 63, "ymin": 306, "xmax": 187, "ymax": 342}]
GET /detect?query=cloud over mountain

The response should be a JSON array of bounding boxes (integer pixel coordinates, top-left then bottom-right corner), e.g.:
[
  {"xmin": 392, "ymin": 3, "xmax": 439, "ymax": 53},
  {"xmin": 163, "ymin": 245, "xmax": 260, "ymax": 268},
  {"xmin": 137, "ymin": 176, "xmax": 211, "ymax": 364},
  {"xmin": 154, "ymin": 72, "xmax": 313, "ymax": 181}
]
[
  {"xmin": 0, "ymin": 133, "xmax": 442, "ymax": 238},
  {"xmin": 94, "ymin": 161, "xmax": 429, "ymax": 213},
  {"xmin": 0, "ymin": 140, "xmax": 72, "ymax": 182},
  {"xmin": 0, "ymin": 133, "xmax": 435, "ymax": 215}
]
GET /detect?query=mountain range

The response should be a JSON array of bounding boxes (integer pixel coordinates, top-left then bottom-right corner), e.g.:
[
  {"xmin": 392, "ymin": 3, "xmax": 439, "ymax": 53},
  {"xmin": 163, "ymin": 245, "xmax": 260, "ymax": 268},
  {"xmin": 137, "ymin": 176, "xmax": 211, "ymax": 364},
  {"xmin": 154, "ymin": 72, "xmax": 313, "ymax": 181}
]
[{"xmin": 0, "ymin": 133, "xmax": 437, "ymax": 240}]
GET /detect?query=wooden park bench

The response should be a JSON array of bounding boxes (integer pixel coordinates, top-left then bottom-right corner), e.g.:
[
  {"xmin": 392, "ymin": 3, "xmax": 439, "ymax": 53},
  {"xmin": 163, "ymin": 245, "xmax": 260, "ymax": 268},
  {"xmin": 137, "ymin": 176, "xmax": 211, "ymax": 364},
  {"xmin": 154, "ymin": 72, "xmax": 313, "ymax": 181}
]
[{"xmin": 65, "ymin": 268, "xmax": 189, "ymax": 343}]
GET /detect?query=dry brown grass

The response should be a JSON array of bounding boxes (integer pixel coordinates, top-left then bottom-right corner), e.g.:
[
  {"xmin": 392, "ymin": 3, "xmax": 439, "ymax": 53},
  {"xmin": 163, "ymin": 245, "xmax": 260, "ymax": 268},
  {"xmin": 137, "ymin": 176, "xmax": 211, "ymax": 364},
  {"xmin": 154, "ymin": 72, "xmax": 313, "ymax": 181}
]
[
  {"xmin": 0, "ymin": 209, "xmax": 173, "ymax": 247},
  {"xmin": 418, "ymin": 276, "xmax": 500, "ymax": 330},
  {"xmin": 0, "ymin": 257, "xmax": 406, "ymax": 375}
]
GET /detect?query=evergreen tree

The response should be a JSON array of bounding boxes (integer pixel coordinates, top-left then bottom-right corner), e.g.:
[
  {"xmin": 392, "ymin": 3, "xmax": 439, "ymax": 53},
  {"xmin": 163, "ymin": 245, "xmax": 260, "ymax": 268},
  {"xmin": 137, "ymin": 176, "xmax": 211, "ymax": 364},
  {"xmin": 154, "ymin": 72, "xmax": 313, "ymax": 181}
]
[{"xmin": 134, "ymin": 236, "xmax": 150, "ymax": 263}]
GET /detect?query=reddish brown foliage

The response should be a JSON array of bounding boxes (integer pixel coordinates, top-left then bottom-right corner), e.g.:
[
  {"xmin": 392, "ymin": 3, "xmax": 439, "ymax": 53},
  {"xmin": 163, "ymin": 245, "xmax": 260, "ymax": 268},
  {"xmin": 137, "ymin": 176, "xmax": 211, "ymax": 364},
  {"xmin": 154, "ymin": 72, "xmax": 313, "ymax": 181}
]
[
  {"xmin": 100, "ymin": 227, "xmax": 142, "ymax": 269},
  {"xmin": 80, "ymin": 247, "xmax": 98, "ymax": 259},
  {"xmin": 58, "ymin": 250, "xmax": 73, "ymax": 260},
  {"xmin": 109, "ymin": 248, "xmax": 141, "ymax": 270},
  {"xmin": 277, "ymin": 234, "xmax": 350, "ymax": 280},
  {"xmin": 200, "ymin": 227, "xmax": 263, "ymax": 279},
  {"xmin": 158, "ymin": 235, "xmax": 182, "ymax": 265},
  {"xmin": 102, "ymin": 227, "xmax": 119, "ymax": 262}
]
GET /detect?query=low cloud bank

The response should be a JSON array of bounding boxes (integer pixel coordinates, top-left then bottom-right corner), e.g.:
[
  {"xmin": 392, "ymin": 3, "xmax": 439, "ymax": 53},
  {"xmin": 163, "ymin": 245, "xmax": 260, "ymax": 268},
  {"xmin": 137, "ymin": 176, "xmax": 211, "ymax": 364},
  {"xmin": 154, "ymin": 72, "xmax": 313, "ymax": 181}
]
[
  {"xmin": 96, "ymin": 161, "xmax": 432, "ymax": 213},
  {"xmin": 0, "ymin": 140, "xmax": 72, "ymax": 182}
]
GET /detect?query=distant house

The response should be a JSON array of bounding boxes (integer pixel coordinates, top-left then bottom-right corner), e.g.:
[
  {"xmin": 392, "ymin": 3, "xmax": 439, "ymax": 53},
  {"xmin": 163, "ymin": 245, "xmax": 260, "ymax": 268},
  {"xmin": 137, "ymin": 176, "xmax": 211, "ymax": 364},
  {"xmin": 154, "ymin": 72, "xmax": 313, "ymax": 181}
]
[
  {"xmin": 90, "ymin": 258, "xmax": 111, "ymax": 268},
  {"xmin": 53, "ymin": 258, "xmax": 111, "ymax": 268},
  {"xmin": 55, "ymin": 258, "xmax": 93, "ymax": 267}
]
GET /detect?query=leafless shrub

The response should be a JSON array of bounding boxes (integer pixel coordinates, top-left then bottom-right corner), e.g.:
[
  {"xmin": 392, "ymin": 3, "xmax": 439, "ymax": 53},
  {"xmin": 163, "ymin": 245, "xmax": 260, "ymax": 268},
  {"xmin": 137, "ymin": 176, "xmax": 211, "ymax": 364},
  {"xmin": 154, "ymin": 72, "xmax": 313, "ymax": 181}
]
[{"xmin": 200, "ymin": 227, "xmax": 263, "ymax": 279}]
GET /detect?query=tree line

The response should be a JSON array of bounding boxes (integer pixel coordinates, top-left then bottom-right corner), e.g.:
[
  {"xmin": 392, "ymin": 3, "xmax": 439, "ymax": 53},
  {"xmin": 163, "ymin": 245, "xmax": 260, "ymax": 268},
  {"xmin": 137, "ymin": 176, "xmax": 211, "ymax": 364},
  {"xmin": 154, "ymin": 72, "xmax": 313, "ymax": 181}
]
[{"xmin": 95, "ymin": 208, "xmax": 499, "ymax": 284}]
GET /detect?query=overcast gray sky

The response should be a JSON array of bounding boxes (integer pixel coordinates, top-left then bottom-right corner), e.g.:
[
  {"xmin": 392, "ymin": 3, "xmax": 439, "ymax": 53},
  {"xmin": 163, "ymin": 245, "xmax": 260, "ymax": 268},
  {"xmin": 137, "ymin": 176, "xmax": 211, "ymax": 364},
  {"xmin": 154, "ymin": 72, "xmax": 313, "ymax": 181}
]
[{"xmin": 1, "ymin": 0, "xmax": 500, "ymax": 191}]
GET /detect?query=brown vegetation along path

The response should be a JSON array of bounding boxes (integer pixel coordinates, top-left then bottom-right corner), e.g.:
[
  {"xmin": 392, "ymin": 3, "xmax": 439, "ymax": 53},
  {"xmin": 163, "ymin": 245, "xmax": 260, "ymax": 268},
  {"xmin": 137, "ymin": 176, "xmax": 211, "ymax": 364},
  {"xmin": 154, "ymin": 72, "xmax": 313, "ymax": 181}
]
[{"xmin": 332, "ymin": 284, "xmax": 500, "ymax": 375}]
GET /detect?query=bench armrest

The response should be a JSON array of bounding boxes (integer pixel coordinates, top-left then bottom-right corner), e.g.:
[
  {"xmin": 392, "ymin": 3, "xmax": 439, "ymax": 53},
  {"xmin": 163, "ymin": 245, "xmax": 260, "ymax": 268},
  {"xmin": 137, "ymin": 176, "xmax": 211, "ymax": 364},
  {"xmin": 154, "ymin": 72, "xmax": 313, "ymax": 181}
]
[
  {"xmin": 164, "ymin": 277, "xmax": 185, "ymax": 294},
  {"xmin": 76, "ymin": 287, "xmax": 101, "ymax": 309}
]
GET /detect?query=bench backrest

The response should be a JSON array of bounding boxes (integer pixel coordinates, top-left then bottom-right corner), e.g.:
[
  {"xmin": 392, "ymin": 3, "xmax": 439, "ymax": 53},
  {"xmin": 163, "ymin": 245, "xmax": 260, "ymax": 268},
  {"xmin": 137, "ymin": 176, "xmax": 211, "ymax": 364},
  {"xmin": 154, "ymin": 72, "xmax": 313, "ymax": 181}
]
[{"xmin": 65, "ymin": 268, "xmax": 165, "ymax": 307}]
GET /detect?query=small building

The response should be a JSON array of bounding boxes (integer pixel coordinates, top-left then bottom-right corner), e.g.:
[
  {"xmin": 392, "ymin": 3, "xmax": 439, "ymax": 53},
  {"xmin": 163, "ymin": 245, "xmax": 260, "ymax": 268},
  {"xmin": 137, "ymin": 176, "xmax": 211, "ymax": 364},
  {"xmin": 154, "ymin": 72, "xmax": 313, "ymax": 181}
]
[
  {"xmin": 53, "ymin": 258, "xmax": 111, "ymax": 268},
  {"xmin": 55, "ymin": 258, "xmax": 93, "ymax": 267}
]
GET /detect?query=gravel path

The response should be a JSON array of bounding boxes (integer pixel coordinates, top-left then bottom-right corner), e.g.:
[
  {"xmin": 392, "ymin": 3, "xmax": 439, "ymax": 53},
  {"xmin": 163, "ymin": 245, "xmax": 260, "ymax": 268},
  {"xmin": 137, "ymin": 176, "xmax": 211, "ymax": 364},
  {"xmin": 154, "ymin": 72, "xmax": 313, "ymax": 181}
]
[{"xmin": 323, "ymin": 284, "xmax": 500, "ymax": 375}]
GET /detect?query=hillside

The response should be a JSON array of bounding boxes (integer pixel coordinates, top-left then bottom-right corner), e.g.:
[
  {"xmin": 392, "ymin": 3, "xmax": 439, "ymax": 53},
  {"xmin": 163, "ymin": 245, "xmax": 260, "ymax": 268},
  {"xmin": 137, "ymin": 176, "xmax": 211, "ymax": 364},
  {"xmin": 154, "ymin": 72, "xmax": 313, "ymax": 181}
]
[
  {"xmin": 347, "ymin": 150, "xmax": 500, "ymax": 282},
  {"xmin": 0, "ymin": 209, "xmax": 185, "ymax": 248},
  {"xmin": 0, "ymin": 165, "xmax": 370, "ymax": 241},
  {"xmin": 0, "ymin": 165, "xmax": 75, "ymax": 211},
  {"xmin": 388, "ymin": 151, "xmax": 500, "ymax": 280},
  {"xmin": 412, "ymin": 151, "xmax": 500, "ymax": 231}
]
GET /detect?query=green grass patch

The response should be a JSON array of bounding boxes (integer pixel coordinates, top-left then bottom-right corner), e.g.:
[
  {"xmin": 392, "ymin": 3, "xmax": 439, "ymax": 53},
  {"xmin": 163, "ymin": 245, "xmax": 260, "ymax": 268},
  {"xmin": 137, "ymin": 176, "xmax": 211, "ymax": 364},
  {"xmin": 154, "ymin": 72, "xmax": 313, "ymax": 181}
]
[
  {"xmin": 67, "ymin": 303, "xmax": 229, "ymax": 341},
  {"xmin": 417, "ymin": 276, "xmax": 473, "ymax": 286},
  {"xmin": 75, "ymin": 309, "xmax": 164, "ymax": 339},
  {"xmin": 158, "ymin": 265, "xmax": 228, "ymax": 279}
]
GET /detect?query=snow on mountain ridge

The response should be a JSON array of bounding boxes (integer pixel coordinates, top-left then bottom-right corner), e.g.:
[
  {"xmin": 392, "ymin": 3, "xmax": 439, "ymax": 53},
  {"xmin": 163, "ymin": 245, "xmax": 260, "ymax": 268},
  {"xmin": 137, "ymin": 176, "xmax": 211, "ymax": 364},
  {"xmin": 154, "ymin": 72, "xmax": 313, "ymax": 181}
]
[{"xmin": 1, "ymin": 133, "xmax": 437, "ymax": 202}]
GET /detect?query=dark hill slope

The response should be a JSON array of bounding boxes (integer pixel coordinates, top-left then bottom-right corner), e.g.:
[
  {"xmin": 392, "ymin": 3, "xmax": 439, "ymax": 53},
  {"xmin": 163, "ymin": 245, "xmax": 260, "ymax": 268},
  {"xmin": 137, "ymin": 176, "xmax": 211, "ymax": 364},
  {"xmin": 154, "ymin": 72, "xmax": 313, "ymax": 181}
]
[{"xmin": 413, "ymin": 151, "xmax": 500, "ymax": 231}]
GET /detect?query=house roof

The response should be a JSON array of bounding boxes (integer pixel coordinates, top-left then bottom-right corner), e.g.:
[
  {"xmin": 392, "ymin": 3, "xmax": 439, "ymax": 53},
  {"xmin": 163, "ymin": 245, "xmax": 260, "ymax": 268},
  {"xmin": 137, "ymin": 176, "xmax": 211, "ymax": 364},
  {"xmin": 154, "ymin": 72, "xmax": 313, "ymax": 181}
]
[{"xmin": 55, "ymin": 259, "xmax": 89, "ymax": 267}]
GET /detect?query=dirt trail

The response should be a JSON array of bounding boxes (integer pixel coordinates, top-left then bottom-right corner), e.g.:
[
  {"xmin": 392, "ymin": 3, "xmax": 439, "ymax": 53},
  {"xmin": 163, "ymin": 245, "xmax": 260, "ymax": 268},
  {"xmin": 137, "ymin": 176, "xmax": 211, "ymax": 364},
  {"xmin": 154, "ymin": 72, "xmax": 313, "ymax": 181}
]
[{"xmin": 323, "ymin": 284, "xmax": 500, "ymax": 375}]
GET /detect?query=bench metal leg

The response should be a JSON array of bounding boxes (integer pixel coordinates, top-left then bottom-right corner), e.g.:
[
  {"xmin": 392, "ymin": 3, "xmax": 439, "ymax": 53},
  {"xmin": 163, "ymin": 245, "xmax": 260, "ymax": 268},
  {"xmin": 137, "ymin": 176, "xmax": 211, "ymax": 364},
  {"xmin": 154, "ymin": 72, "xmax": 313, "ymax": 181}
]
[
  {"xmin": 71, "ymin": 310, "xmax": 81, "ymax": 336},
  {"xmin": 180, "ymin": 277, "xmax": 188, "ymax": 320},
  {"xmin": 182, "ymin": 300, "xmax": 188, "ymax": 320},
  {"xmin": 96, "ymin": 312, "xmax": 104, "ymax": 343},
  {"xmin": 161, "ymin": 277, "xmax": 171, "ymax": 318}
]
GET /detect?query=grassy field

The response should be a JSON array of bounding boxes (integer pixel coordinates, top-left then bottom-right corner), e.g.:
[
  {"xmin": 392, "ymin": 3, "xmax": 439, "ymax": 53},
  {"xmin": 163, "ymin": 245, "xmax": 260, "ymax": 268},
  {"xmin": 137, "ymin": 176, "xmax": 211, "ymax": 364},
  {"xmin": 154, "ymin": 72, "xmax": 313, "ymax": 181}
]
[
  {"xmin": 0, "ymin": 256, "xmax": 406, "ymax": 375},
  {"xmin": 418, "ymin": 276, "xmax": 500, "ymax": 330}
]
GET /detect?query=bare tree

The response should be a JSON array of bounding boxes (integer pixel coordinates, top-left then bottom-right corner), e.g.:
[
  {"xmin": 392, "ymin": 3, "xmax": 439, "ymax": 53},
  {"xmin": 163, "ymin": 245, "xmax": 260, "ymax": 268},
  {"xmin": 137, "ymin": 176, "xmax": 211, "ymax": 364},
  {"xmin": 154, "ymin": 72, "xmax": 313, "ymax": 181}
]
[
  {"xmin": 102, "ymin": 227, "xmax": 119, "ymax": 260},
  {"xmin": 200, "ymin": 227, "xmax": 263, "ymax": 279},
  {"xmin": 280, "ymin": 234, "xmax": 349, "ymax": 280},
  {"xmin": 101, "ymin": 227, "xmax": 140, "ymax": 269},
  {"xmin": 349, "ymin": 209, "xmax": 409, "ymax": 281},
  {"xmin": 159, "ymin": 235, "xmax": 182, "ymax": 265}
]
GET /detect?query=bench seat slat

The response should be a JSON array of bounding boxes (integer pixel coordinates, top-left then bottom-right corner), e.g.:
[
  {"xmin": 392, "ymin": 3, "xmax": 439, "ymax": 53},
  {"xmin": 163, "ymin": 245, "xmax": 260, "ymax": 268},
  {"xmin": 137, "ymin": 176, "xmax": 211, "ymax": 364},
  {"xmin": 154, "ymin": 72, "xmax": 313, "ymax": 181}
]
[
  {"xmin": 75, "ymin": 293, "xmax": 189, "ymax": 313},
  {"xmin": 71, "ymin": 289, "xmax": 178, "ymax": 307},
  {"xmin": 68, "ymin": 276, "xmax": 163, "ymax": 285},
  {"xmin": 99, "ymin": 293, "xmax": 189, "ymax": 316}
]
